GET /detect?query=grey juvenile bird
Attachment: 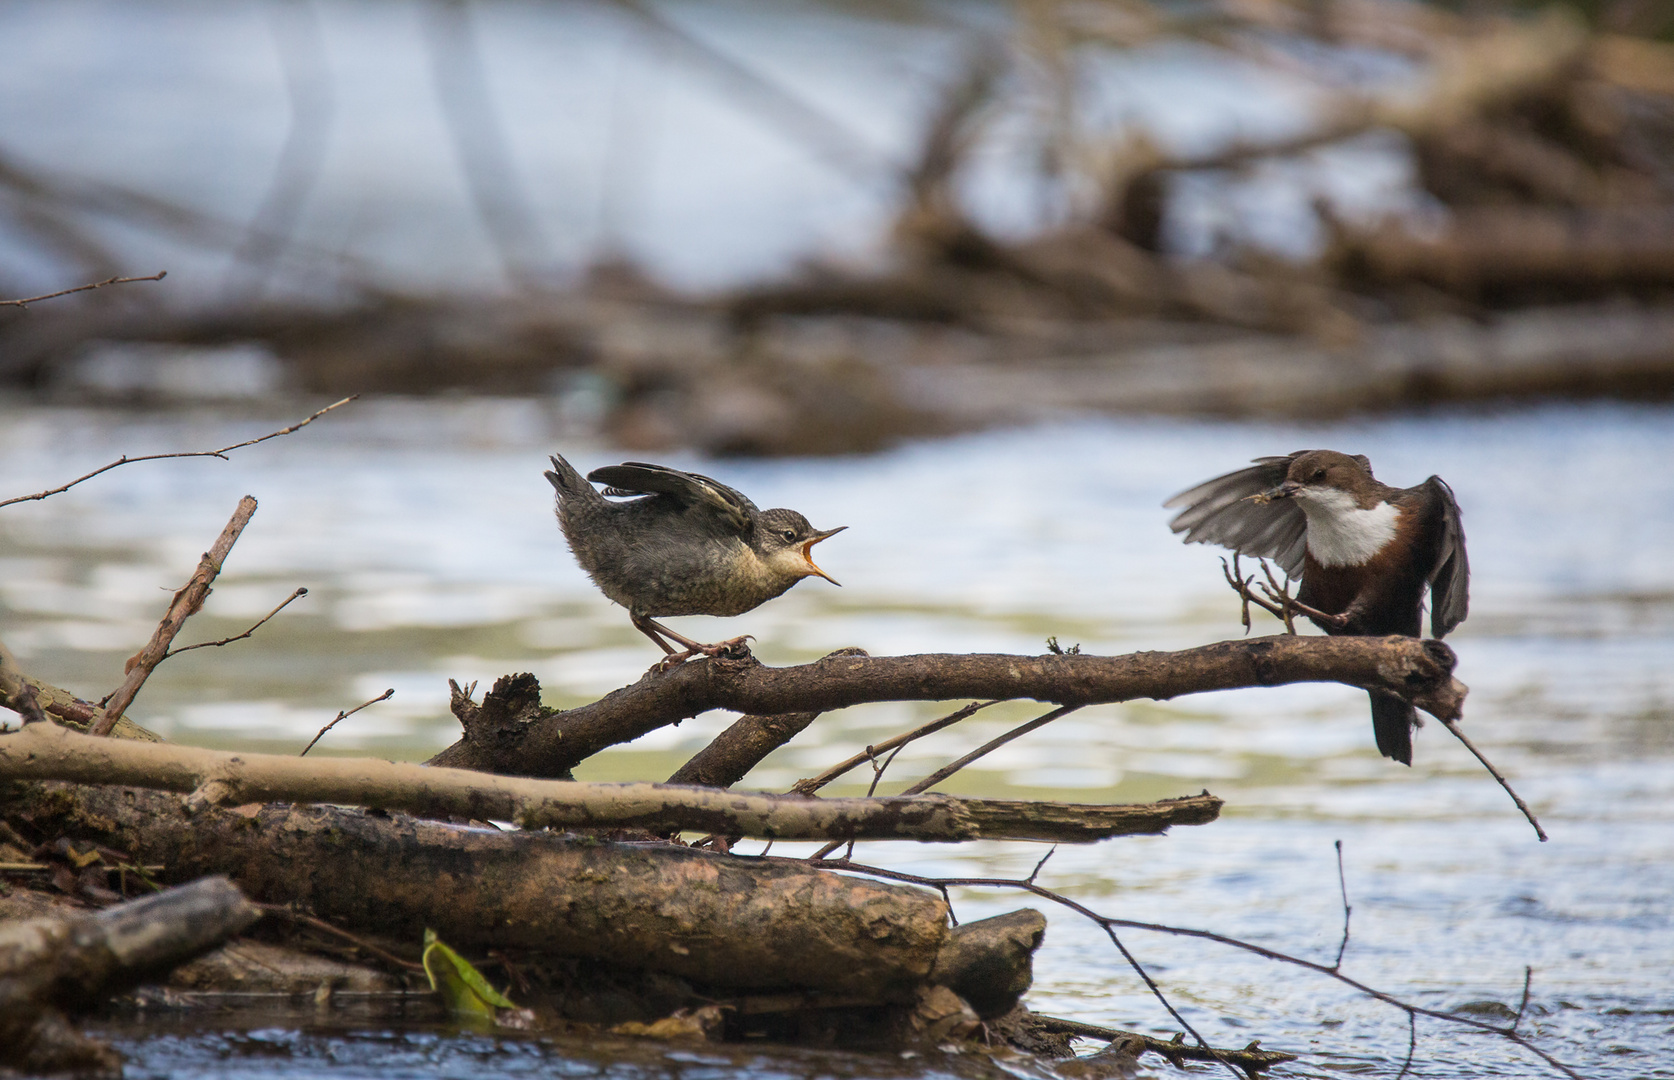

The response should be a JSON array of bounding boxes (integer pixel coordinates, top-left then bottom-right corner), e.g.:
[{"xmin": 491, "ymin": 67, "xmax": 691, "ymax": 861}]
[
  {"xmin": 1166, "ymin": 450, "xmax": 1469, "ymax": 765},
  {"xmin": 545, "ymin": 454, "xmax": 846, "ymax": 663}
]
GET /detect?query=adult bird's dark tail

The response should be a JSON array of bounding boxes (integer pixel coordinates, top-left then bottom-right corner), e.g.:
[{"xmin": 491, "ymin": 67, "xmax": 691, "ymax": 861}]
[{"xmin": 1369, "ymin": 690, "xmax": 1417, "ymax": 766}]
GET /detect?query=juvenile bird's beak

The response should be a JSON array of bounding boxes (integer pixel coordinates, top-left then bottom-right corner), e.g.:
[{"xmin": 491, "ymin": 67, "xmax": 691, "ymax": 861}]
[
  {"xmin": 800, "ymin": 526, "xmax": 847, "ymax": 585},
  {"xmin": 1249, "ymin": 480, "xmax": 1301, "ymax": 505}
]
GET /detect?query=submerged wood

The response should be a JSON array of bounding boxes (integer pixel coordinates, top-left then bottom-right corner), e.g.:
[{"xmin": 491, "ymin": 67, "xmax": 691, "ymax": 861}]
[
  {"xmin": 0, "ymin": 877, "xmax": 260, "ymax": 1072},
  {"xmin": 0, "ymin": 723, "xmax": 1220, "ymax": 843},
  {"xmin": 432, "ymin": 635, "xmax": 1465, "ymax": 779},
  {"xmin": 0, "ymin": 780, "xmax": 949, "ymax": 999}
]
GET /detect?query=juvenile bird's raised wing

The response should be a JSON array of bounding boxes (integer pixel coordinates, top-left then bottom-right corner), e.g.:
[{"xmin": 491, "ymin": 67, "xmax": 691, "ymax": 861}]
[
  {"xmin": 1164, "ymin": 454, "xmax": 1309, "ymax": 578},
  {"xmin": 587, "ymin": 461, "xmax": 755, "ymax": 535},
  {"xmin": 1424, "ymin": 476, "xmax": 1470, "ymax": 637}
]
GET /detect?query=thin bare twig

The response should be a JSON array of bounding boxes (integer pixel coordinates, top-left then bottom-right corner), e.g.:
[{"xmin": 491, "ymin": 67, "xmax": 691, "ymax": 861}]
[
  {"xmin": 1332, "ymin": 838, "xmax": 1352, "ymax": 970},
  {"xmin": 300, "ymin": 688, "xmax": 395, "ymax": 757},
  {"xmin": 791, "ymin": 699, "xmax": 997, "ymax": 796},
  {"xmin": 91, "ymin": 496, "xmax": 260, "ymax": 736},
  {"xmin": 1440, "ymin": 718, "xmax": 1548, "ymax": 842},
  {"xmin": 0, "ymin": 396, "xmax": 357, "ymax": 511},
  {"xmin": 166, "ymin": 587, "xmax": 308, "ymax": 658},
  {"xmin": 1396, "ymin": 1012, "xmax": 1418, "ymax": 1079},
  {"xmin": 900, "ymin": 704, "xmax": 1081, "ymax": 796},
  {"xmin": 841, "ymin": 741, "xmax": 908, "ymax": 860},
  {"xmin": 1101, "ymin": 921, "xmax": 1245, "ymax": 1080},
  {"xmin": 1514, "ymin": 966, "xmax": 1533, "ymax": 1033},
  {"xmin": 0, "ymin": 271, "xmax": 166, "ymax": 308},
  {"xmin": 1027, "ymin": 1014, "xmax": 1297, "ymax": 1074},
  {"xmin": 812, "ymin": 858, "xmax": 1580, "ymax": 1079},
  {"xmin": 811, "ymin": 702, "xmax": 1082, "ymax": 862},
  {"xmin": 255, "ymin": 902, "xmax": 425, "ymax": 973}
]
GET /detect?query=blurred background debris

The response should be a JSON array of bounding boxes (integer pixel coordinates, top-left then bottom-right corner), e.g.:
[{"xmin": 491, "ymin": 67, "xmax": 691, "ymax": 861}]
[{"xmin": 4, "ymin": 0, "xmax": 1673, "ymax": 455}]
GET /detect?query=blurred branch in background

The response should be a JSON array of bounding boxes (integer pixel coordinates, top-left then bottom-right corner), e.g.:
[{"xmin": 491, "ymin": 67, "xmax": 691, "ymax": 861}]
[
  {"xmin": 221, "ymin": 0, "xmax": 337, "ymax": 305},
  {"xmin": 2, "ymin": 0, "xmax": 1674, "ymax": 453},
  {"xmin": 603, "ymin": 0, "xmax": 896, "ymax": 185},
  {"xmin": 423, "ymin": 0, "xmax": 556, "ymax": 290}
]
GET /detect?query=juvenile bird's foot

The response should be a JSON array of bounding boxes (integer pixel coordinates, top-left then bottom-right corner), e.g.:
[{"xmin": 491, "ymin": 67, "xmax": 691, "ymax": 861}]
[{"xmin": 648, "ymin": 635, "xmax": 756, "ymax": 673}]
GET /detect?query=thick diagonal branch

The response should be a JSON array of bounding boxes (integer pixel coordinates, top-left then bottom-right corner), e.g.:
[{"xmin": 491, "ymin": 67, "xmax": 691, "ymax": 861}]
[
  {"xmin": 431, "ymin": 635, "xmax": 1465, "ymax": 780},
  {"xmin": 669, "ymin": 646, "xmax": 869, "ymax": 788},
  {"xmin": 0, "ymin": 722, "xmax": 1220, "ymax": 844}
]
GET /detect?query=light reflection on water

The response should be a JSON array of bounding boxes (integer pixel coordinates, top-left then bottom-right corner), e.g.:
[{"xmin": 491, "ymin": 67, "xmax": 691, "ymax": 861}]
[{"xmin": 3, "ymin": 397, "xmax": 1672, "ymax": 1077}]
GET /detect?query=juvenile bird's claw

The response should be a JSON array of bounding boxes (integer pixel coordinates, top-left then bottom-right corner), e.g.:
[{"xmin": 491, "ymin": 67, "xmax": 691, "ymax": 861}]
[{"xmin": 647, "ymin": 635, "xmax": 755, "ymax": 674}]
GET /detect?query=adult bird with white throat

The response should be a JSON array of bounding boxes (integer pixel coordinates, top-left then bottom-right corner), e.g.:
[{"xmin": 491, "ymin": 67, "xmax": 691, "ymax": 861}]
[
  {"xmin": 1165, "ymin": 450, "xmax": 1469, "ymax": 765},
  {"xmin": 546, "ymin": 454, "xmax": 846, "ymax": 666}
]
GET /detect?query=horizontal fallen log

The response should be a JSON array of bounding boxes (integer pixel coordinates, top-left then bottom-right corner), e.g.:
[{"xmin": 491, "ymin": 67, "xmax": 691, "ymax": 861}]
[
  {"xmin": 1, "ymin": 780, "xmax": 948, "ymax": 999},
  {"xmin": 0, "ymin": 877, "xmax": 260, "ymax": 1072},
  {"xmin": 0, "ymin": 723, "xmax": 1219, "ymax": 843},
  {"xmin": 431, "ymin": 635, "xmax": 1465, "ymax": 779}
]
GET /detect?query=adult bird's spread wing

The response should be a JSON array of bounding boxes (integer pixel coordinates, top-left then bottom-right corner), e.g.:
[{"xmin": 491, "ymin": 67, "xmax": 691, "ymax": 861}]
[
  {"xmin": 1164, "ymin": 454, "xmax": 1309, "ymax": 578},
  {"xmin": 1423, "ymin": 476, "xmax": 1469, "ymax": 637},
  {"xmin": 587, "ymin": 462, "xmax": 755, "ymax": 535}
]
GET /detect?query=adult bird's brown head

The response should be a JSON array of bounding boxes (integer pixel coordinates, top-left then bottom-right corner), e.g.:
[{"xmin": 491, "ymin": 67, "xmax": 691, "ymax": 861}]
[
  {"xmin": 545, "ymin": 454, "xmax": 846, "ymax": 667},
  {"xmin": 1167, "ymin": 449, "xmax": 1469, "ymax": 765}
]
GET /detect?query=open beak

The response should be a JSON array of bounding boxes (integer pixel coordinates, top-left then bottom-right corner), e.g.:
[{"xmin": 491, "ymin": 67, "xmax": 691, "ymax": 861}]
[
  {"xmin": 800, "ymin": 526, "xmax": 847, "ymax": 585},
  {"xmin": 1249, "ymin": 480, "xmax": 1301, "ymax": 506}
]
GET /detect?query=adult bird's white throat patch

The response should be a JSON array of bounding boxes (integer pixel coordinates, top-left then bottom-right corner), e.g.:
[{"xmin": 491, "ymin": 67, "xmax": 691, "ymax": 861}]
[{"xmin": 1295, "ymin": 487, "xmax": 1400, "ymax": 568}]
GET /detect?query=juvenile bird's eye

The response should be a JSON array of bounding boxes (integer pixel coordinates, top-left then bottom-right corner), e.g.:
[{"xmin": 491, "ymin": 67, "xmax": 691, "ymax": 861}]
[
  {"xmin": 1313, "ymin": 469, "xmax": 1326, "ymax": 481},
  {"xmin": 781, "ymin": 529, "xmax": 797, "ymax": 543}
]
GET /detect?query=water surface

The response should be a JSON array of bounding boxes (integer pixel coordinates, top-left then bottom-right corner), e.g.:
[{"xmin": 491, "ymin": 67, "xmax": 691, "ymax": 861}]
[{"xmin": 3, "ymin": 397, "xmax": 1671, "ymax": 1078}]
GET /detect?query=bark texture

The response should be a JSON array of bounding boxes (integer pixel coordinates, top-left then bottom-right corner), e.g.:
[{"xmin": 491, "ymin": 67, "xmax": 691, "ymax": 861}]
[
  {"xmin": 1, "ymin": 779, "xmax": 950, "ymax": 999},
  {"xmin": 931, "ymin": 909, "xmax": 1046, "ymax": 1019},
  {"xmin": 0, "ymin": 877, "xmax": 260, "ymax": 1072},
  {"xmin": 0, "ymin": 723, "xmax": 1220, "ymax": 843},
  {"xmin": 431, "ymin": 636, "xmax": 1466, "ymax": 779}
]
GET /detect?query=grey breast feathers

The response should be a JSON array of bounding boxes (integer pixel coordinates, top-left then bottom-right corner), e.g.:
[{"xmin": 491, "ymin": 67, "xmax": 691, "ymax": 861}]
[
  {"xmin": 1422, "ymin": 476, "xmax": 1469, "ymax": 637},
  {"xmin": 1164, "ymin": 454, "xmax": 1309, "ymax": 578},
  {"xmin": 586, "ymin": 461, "xmax": 756, "ymax": 536}
]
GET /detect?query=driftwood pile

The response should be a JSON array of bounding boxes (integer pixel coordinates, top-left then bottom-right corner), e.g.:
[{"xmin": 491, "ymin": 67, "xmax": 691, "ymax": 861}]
[
  {"xmin": 0, "ymin": 468, "xmax": 1480, "ymax": 1073},
  {"xmin": 2, "ymin": 626, "xmax": 1464, "ymax": 1073}
]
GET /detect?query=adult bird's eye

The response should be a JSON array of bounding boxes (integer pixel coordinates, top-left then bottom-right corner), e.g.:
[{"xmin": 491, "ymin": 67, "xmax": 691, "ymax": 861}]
[{"xmin": 781, "ymin": 529, "xmax": 797, "ymax": 543}]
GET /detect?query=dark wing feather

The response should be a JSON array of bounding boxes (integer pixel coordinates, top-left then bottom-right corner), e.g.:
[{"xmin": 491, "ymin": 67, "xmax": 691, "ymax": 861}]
[
  {"xmin": 1423, "ymin": 476, "xmax": 1469, "ymax": 637},
  {"xmin": 586, "ymin": 461, "xmax": 755, "ymax": 534},
  {"xmin": 1164, "ymin": 455, "xmax": 1308, "ymax": 578}
]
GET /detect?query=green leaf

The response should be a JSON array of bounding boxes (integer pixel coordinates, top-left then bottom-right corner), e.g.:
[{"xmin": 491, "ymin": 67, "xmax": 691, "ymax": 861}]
[{"xmin": 421, "ymin": 928, "xmax": 517, "ymax": 1017}]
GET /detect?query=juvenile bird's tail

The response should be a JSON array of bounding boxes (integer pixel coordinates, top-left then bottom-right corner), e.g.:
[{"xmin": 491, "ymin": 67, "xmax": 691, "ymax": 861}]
[
  {"xmin": 1369, "ymin": 690, "xmax": 1417, "ymax": 766},
  {"xmin": 545, "ymin": 453, "xmax": 600, "ymax": 504}
]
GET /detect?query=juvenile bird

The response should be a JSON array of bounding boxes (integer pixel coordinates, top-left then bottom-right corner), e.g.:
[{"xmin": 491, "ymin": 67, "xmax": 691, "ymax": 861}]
[
  {"xmin": 545, "ymin": 454, "xmax": 846, "ymax": 664},
  {"xmin": 1165, "ymin": 450, "xmax": 1469, "ymax": 765}
]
